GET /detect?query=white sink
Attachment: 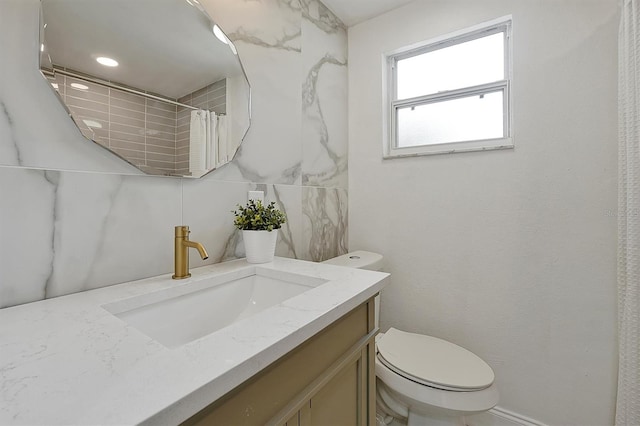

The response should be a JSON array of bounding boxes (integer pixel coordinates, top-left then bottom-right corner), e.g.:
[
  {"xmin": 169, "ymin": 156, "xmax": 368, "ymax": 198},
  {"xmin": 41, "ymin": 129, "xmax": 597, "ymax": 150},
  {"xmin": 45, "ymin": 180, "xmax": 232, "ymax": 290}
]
[{"xmin": 103, "ymin": 267, "xmax": 326, "ymax": 348}]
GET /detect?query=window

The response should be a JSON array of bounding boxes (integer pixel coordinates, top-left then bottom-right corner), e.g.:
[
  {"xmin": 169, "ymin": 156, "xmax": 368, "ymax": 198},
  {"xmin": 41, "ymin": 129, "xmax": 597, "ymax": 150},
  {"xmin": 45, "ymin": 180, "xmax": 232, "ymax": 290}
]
[{"xmin": 385, "ymin": 17, "xmax": 512, "ymax": 158}]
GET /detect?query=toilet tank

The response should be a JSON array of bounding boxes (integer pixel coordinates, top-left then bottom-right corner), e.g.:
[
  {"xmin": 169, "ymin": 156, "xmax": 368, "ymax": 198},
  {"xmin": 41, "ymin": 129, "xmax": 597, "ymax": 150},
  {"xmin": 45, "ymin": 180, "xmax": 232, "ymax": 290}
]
[
  {"xmin": 322, "ymin": 251, "xmax": 384, "ymax": 328},
  {"xmin": 321, "ymin": 251, "xmax": 384, "ymax": 271}
]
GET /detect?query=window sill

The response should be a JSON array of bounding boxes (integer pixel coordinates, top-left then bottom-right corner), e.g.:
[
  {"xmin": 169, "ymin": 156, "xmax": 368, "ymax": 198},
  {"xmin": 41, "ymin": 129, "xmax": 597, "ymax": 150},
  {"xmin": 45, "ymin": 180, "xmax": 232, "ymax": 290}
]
[{"xmin": 383, "ymin": 137, "xmax": 513, "ymax": 159}]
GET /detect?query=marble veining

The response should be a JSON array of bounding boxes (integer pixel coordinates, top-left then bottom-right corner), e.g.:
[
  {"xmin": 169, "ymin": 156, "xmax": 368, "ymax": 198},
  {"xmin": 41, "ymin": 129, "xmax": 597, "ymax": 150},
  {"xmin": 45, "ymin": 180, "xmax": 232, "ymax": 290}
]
[
  {"xmin": 41, "ymin": 170, "xmax": 60, "ymax": 300},
  {"xmin": 302, "ymin": 54, "xmax": 348, "ymax": 187},
  {"xmin": 301, "ymin": 0, "xmax": 348, "ymax": 189},
  {"xmin": 230, "ymin": 27, "xmax": 302, "ymax": 52},
  {"xmin": 302, "ymin": 187, "xmax": 348, "ymax": 261},
  {"xmin": 272, "ymin": 185, "xmax": 299, "ymax": 259},
  {"xmin": 0, "ymin": 101, "xmax": 21, "ymax": 166},
  {"xmin": 301, "ymin": 0, "xmax": 346, "ymax": 34}
]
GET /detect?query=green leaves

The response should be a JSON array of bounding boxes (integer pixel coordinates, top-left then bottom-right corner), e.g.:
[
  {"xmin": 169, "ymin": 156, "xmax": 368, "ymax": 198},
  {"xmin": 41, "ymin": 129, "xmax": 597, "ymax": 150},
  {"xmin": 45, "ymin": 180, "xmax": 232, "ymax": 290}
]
[{"xmin": 232, "ymin": 200, "xmax": 287, "ymax": 231}]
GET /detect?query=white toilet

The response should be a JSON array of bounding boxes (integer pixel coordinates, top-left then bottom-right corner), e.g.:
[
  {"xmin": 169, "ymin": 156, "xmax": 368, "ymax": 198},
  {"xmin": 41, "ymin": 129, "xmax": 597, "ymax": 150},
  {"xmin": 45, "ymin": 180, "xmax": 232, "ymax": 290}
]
[{"xmin": 323, "ymin": 251, "xmax": 499, "ymax": 426}]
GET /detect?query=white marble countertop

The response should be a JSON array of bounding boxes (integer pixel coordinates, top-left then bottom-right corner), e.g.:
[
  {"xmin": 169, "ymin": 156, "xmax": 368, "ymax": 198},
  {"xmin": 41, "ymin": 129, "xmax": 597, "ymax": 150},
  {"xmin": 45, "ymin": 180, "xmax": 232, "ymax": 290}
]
[{"xmin": 0, "ymin": 257, "xmax": 388, "ymax": 425}]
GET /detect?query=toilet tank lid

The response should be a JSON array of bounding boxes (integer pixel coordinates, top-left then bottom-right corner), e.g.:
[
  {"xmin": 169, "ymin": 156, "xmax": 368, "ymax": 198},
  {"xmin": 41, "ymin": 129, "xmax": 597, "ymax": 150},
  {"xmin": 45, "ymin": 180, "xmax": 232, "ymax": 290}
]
[{"xmin": 322, "ymin": 251, "xmax": 384, "ymax": 271}]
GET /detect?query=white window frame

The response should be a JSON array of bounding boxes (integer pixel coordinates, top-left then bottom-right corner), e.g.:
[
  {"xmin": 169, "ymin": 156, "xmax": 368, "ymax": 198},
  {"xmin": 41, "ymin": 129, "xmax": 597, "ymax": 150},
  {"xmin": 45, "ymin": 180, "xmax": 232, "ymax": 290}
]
[{"xmin": 383, "ymin": 16, "xmax": 513, "ymax": 159}]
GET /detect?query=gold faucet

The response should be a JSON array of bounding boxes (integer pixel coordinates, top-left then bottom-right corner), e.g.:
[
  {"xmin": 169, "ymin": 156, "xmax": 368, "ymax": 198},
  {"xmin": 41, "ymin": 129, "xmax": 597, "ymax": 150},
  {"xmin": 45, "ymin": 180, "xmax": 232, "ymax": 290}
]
[{"xmin": 172, "ymin": 226, "xmax": 209, "ymax": 279}]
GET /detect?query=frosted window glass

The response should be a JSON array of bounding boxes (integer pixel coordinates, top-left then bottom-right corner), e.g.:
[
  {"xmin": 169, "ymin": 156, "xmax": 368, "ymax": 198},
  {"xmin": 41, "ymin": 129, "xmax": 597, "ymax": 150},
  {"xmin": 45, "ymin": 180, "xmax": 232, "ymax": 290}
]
[
  {"xmin": 396, "ymin": 91, "xmax": 504, "ymax": 147},
  {"xmin": 397, "ymin": 33, "xmax": 504, "ymax": 100}
]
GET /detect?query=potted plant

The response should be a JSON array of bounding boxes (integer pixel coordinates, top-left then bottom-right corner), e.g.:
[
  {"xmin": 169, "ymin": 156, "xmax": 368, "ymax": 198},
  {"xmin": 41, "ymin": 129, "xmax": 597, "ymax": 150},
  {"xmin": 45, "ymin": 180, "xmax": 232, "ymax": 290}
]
[{"xmin": 232, "ymin": 200, "xmax": 286, "ymax": 263}]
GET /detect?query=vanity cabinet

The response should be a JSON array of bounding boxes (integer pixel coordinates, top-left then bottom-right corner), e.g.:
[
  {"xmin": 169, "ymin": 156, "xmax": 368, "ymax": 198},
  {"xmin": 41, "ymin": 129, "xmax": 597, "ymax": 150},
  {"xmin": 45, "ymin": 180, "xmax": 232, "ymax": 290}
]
[{"xmin": 182, "ymin": 297, "xmax": 378, "ymax": 426}]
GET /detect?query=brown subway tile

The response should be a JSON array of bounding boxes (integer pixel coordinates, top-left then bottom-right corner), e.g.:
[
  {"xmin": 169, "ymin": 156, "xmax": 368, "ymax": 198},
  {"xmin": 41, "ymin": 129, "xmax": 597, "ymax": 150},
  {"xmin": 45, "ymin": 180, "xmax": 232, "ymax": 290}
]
[
  {"xmin": 110, "ymin": 130, "xmax": 146, "ymax": 144},
  {"xmin": 176, "ymin": 130, "xmax": 190, "ymax": 141},
  {"xmin": 110, "ymin": 89, "xmax": 146, "ymax": 104},
  {"xmin": 146, "ymin": 113, "xmax": 176, "ymax": 127},
  {"xmin": 109, "ymin": 114, "xmax": 145, "ymax": 129},
  {"xmin": 146, "ymin": 136, "xmax": 175, "ymax": 148},
  {"xmin": 147, "ymin": 159, "xmax": 176, "ymax": 169},
  {"xmin": 177, "ymin": 108, "xmax": 192, "ymax": 121},
  {"xmin": 65, "ymin": 96, "xmax": 109, "ymax": 113},
  {"xmin": 111, "ymin": 122, "xmax": 145, "ymax": 136},
  {"xmin": 146, "ymin": 143, "xmax": 176, "ymax": 156},
  {"xmin": 177, "ymin": 94, "xmax": 191, "ymax": 104},
  {"xmin": 146, "ymin": 121, "xmax": 175, "ymax": 135},
  {"xmin": 144, "ymin": 129, "xmax": 174, "ymax": 142},
  {"xmin": 191, "ymin": 85, "xmax": 210, "ymax": 99},
  {"xmin": 191, "ymin": 93, "xmax": 208, "ymax": 108},
  {"xmin": 71, "ymin": 108, "xmax": 110, "ymax": 123},
  {"xmin": 146, "ymin": 99, "xmax": 177, "ymax": 113},
  {"xmin": 66, "ymin": 88, "xmax": 109, "ymax": 104},
  {"xmin": 112, "ymin": 146, "xmax": 146, "ymax": 161},
  {"xmin": 109, "ymin": 106, "xmax": 146, "ymax": 122},
  {"xmin": 146, "ymin": 105, "xmax": 177, "ymax": 120},
  {"xmin": 146, "ymin": 151, "xmax": 176, "ymax": 162},
  {"xmin": 110, "ymin": 138, "xmax": 145, "ymax": 151},
  {"xmin": 110, "ymin": 97, "xmax": 145, "ymax": 113},
  {"xmin": 176, "ymin": 123, "xmax": 190, "ymax": 135}
]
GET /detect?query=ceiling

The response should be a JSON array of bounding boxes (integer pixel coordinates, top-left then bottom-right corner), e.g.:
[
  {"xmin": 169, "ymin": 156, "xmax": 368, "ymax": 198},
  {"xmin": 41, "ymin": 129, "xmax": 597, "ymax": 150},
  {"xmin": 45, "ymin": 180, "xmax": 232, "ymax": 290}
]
[
  {"xmin": 42, "ymin": 0, "xmax": 244, "ymax": 99},
  {"xmin": 321, "ymin": 0, "xmax": 416, "ymax": 27}
]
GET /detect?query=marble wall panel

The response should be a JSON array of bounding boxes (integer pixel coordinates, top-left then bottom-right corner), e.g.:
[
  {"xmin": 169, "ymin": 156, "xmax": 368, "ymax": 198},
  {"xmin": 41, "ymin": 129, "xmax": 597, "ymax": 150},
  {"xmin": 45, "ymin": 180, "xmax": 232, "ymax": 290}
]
[
  {"xmin": 199, "ymin": 0, "xmax": 304, "ymax": 185},
  {"xmin": 301, "ymin": 0, "xmax": 348, "ymax": 189},
  {"xmin": 301, "ymin": 186, "xmax": 348, "ymax": 262},
  {"xmin": 0, "ymin": 0, "xmax": 348, "ymax": 309},
  {"xmin": 0, "ymin": 168, "xmax": 182, "ymax": 308}
]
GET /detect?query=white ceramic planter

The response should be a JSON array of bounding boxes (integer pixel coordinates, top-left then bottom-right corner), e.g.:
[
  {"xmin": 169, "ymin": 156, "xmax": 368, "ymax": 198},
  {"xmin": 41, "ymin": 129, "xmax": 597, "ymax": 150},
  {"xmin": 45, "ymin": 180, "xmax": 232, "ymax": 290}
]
[{"xmin": 242, "ymin": 229, "xmax": 278, "ymax": 264}]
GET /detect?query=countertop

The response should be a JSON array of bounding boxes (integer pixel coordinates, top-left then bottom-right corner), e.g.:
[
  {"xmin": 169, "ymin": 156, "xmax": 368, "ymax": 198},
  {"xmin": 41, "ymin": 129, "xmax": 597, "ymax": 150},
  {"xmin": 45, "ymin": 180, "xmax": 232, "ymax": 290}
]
[{"xmin": 0, "ymin": 257, "xmax": 388, "ymax": 425}]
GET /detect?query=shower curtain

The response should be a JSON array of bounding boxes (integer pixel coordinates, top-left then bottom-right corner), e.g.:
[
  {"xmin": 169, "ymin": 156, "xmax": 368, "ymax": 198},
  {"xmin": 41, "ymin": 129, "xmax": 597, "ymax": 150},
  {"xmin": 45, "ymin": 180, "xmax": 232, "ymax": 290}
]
[{"xmin": 617, "ymin": 0, "xmax": 640, "ymax": 424}]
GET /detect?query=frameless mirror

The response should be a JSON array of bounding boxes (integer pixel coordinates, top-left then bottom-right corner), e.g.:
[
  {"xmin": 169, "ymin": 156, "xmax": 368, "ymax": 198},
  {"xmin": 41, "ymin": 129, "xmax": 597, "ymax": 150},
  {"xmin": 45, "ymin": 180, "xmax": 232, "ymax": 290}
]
[{"xmin": 39, "ymin": 0, "xmax": 251, "ymax": 177}]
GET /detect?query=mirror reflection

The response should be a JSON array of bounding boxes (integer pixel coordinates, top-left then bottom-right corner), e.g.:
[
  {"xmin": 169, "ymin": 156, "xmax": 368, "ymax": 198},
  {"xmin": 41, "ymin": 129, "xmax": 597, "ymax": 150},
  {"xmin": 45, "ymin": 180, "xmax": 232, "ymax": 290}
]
[{"xmin": 40, "ymin": 0, "xmax": 251, "ymax": 177}]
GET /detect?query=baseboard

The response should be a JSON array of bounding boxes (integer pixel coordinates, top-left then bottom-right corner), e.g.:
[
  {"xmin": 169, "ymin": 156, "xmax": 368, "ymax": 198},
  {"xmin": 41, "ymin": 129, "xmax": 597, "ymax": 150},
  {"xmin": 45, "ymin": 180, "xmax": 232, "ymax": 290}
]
[{"xmin": 465, "ymin": 406, "xmax": 548, "ymax": 426}]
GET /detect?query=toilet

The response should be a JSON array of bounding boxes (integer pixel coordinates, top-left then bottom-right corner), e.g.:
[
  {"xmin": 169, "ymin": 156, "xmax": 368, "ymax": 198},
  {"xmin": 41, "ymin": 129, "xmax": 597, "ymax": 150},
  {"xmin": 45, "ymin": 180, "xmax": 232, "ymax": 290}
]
[{"xmin": 323, "ymin": 251, "xmax": 499, "ymax": 426}]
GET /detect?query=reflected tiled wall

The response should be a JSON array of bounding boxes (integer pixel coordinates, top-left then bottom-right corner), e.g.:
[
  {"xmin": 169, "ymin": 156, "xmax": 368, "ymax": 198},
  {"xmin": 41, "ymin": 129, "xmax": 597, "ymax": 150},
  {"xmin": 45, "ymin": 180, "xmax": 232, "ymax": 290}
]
[
  {"xmin": 46, "ymin": 74, "xmax": 229, "ymax": 176},
  {"xmin": 47, "ymin": 73, "xmax": 180, "ymax": 175},
  {"xmin": 0, "ymin": 0, "xmax": 348, "ymax": 309}
]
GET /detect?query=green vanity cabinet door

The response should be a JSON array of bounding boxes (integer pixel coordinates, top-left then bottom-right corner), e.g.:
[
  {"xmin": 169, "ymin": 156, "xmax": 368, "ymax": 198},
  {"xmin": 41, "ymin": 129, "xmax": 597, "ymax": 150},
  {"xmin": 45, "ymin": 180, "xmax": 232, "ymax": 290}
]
[
  {"xmin": 308, "ymin": 351, "xmax": 362, "ymax": 425},
  {"xmin": 182, "ymin": 297, "xmax": 378, "ymax": 426}
]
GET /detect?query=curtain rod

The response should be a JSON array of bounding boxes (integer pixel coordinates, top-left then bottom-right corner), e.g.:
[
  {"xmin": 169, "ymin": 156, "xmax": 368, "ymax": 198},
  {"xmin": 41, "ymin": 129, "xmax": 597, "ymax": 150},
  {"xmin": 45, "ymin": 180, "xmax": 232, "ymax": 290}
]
[{"xmin": 46, "ymin": 67, "xmax": 201, "ymax": 111}]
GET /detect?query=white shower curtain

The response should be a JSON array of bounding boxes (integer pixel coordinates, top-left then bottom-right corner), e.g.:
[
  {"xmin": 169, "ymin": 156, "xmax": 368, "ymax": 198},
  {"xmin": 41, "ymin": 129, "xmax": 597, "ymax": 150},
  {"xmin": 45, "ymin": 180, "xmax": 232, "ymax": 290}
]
[
  {"xmin": 189, "ymin": 109, "xmax": 209, "ymax": 176},
  {"xmin": 617, "ymin": 0, "xmax": 640, "ymax": 424}
]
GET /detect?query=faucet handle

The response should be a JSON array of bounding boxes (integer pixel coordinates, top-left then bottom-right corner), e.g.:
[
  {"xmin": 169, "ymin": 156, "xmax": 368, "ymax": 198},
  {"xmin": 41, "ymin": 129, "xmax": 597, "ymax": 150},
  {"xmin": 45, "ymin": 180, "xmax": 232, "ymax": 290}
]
[{"xmin": 174, "ymin": 225, "xmax": 190, "ymax": 238}]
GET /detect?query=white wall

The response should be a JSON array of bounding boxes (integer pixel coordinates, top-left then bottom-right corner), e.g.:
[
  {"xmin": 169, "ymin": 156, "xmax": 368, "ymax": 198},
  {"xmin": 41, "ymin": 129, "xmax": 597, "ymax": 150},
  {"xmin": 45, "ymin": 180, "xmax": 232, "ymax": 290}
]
[{"xmin": 348, "ymin": 1, "xmax": 618, "ymax": 425}]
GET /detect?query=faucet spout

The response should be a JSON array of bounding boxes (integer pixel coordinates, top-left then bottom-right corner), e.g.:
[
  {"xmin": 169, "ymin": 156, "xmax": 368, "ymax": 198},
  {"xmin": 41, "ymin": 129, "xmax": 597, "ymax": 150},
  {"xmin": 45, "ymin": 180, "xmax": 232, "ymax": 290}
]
[
  {"xmin": 183, "ymin": 240, "xmax": 209, "ymax": 260},
  {"xmin": 172, "ymin": 226, "xmax": 208, "ymax": 279}
]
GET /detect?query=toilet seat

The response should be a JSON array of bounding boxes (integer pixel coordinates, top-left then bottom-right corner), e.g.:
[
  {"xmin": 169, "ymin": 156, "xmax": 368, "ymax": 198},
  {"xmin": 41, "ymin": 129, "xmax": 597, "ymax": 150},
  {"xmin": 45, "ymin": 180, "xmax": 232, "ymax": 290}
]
[{"xmin": 377, "ymin": 328, "xmax": 494, "ymax": 391}]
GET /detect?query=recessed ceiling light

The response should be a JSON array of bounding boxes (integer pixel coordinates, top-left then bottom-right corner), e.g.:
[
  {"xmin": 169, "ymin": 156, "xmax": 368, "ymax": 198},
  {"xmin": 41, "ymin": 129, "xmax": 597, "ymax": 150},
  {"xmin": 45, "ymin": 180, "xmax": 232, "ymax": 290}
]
[
  {"xmin": 51, "ymin": 83, "xmax": 58, "ymax": 89},
  {"xmin": 229, "ymin": 42, "xmax": 237, "ymax": 55},
  {"xmin": 96, "ymin": 57, "xmax": 118, "ymax": 67},
  {"xmin": 40, "ymin": 44, "xmax": 44, "ymax": 52},
  {"xmin": 213, "ymin": 25, "xmax": 228, "ymax": 45},
  {"xmin": 82, "ymin": 119, "xmax": 102, "ymax": 129},
  {"xmin": 70, "ymin": 82, "xmax": 89, "ymax": 90}
]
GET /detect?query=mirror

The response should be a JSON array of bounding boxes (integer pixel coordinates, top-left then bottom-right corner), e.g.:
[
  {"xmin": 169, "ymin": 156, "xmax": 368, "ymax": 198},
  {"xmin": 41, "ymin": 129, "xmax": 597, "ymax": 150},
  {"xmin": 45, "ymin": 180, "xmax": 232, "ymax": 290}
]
[{"xmin": 39, "ymin": 0, "xmax": 251, "ymax": 178}]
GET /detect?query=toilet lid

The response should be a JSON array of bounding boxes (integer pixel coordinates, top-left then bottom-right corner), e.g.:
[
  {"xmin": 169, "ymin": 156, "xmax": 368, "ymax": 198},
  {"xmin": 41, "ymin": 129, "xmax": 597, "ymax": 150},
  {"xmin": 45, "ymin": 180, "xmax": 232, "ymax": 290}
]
[{"xmin": 377, "ymin": 328, "xmax": 495, "ymax": 391}]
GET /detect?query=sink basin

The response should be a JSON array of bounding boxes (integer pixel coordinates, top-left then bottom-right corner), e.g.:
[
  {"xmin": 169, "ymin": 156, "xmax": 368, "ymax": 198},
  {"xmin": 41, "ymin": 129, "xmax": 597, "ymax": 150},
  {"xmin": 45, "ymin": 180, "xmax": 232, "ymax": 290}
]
[{"xmin": 103, "ymin": 267, "xmax": 326, "ymax": 348}]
